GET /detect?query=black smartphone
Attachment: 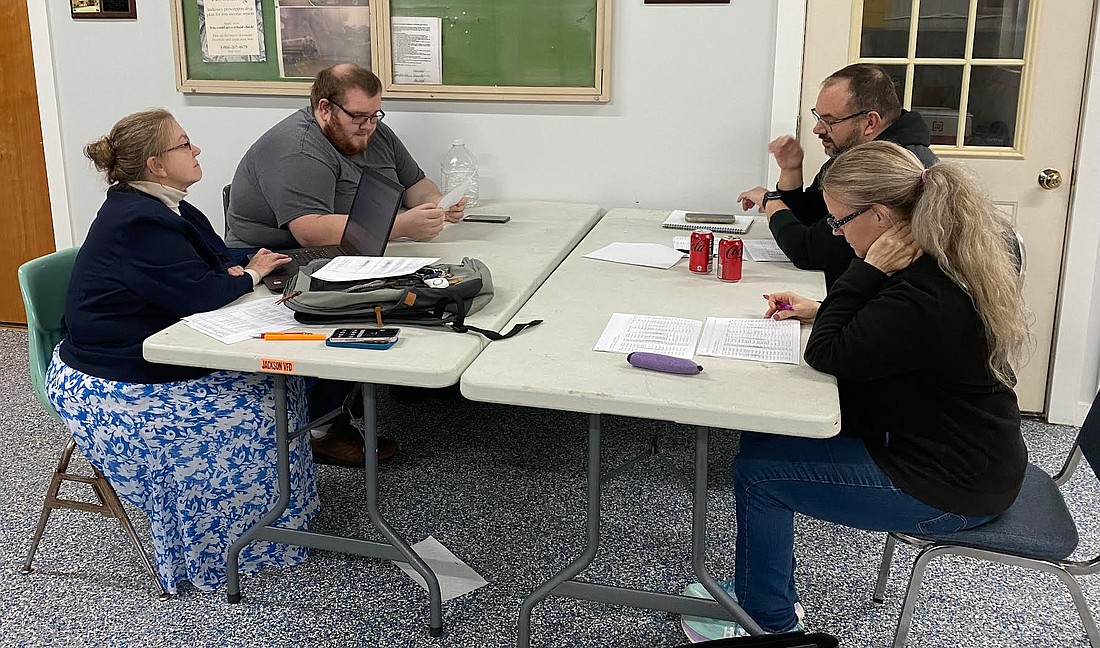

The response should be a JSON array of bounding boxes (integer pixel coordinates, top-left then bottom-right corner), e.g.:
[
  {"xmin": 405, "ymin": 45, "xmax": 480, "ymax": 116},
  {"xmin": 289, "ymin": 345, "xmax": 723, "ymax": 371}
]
[
  {"xmin": 463, "ymin": 214, "xmax": 511, "ymax": 223},
  {"xmin": 684, "ymin": 212, "xmax": 739, "ymax": 224},
  {"xmin": 326, "ymin": 328, "xmax": 400, "ymax": 349}
]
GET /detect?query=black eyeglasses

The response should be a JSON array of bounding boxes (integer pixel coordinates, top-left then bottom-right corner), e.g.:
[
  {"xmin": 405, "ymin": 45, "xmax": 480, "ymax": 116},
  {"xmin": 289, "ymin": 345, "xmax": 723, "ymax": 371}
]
[
  {"xmin": 826, "ymin": 207, "xmax": 869, "ymax": 231},
  {"xmin": 811, "ymin": 108, "xmax": 870, "ymax": 133},
  {"xmin": 162, "ymin": 140, "xmax": 193, "ymax": 154},
  {"xmin": 327, "ymin": 99, "xmax": 385, "ymax": 126}
]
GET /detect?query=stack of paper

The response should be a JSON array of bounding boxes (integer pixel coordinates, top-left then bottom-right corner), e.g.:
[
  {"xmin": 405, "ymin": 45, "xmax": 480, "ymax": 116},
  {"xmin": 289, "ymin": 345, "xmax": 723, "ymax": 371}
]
[
  {"xmin": 594, "ymin": 313, "xmax": 801, "ymax": 365},
  {"xmin": 182, "ymin": 297, "xmax": 299, "ymax": 344},
  {"xmin": 311, "ymin": 256, "xmax": 440, "ymax": 282}
]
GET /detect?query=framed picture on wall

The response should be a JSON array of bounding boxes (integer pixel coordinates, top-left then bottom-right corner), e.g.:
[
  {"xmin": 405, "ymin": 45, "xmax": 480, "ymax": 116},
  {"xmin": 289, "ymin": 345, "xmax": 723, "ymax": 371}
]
[{"xmin": 71, "ymin": 0, "xmax": 137, "ymax": 20}]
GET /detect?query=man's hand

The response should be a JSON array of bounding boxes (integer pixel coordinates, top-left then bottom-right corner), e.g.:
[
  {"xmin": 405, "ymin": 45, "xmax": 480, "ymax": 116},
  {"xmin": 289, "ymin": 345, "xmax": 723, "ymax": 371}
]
[
  {"xmin": 738, "ymin": 186, "xmax": 767, "ymax": 213},
  {"xmin": 443, "ymin": 196, "xmax": 467, "ymax": 223},
  {"xmin": 394, "ymin": 203, "xmax": 446, "ymax": 241},
  {"xmin": 763, "ymin": 291, "xmax": 819, "ymax": 323},
  {"xmin": 244, "ymin": 249, "xmax": 292, "ymax": 278},
  {"xmin": 768, "ymin": 135, "xmax": 804, "ymax": 170},
  {"xmin": 864, "ymin": 222, "xmax": 923, "ymax": 275},
  {"xmin": 227, "ymin": 265, "xmax": 246, "ymax": 277}
]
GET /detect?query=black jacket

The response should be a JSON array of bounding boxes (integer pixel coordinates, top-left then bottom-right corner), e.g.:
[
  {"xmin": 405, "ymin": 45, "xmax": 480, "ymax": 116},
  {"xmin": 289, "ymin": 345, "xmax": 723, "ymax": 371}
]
[
  {"xmin": 769, "ymin": 110, "xmax": 938, "ymax": 289},
  {"xmin": 61, "ymin": 186, "xmax": 253, "ymax": 383},
  {"xmin": 805, "ymin": 256, "xmax": 1026, "ymax": 516}
]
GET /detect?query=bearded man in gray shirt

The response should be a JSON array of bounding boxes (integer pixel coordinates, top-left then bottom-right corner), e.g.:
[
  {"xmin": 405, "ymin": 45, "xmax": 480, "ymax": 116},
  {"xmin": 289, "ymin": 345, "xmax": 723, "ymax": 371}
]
[{"xmin": 226, "ymin": 63, "xmax": 466, "ymax": 250}]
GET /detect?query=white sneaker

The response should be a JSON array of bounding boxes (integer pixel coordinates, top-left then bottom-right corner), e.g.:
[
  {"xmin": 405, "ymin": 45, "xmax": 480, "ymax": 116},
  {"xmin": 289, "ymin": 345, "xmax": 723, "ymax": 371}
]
[{"xmin": 680, "ymin": 581, "xmax": 805, "ymax": 643}]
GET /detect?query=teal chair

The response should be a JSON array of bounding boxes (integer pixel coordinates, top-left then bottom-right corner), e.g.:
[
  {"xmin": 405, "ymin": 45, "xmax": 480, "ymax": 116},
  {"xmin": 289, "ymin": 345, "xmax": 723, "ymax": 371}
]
[{"xmin": 17, "ymin": 248, "xmax": 168, "ymax": 600}]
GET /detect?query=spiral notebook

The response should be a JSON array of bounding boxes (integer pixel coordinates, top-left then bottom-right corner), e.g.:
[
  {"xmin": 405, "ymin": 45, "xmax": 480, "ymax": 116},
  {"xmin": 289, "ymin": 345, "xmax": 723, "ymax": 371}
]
[{"xmin": 661, "ymin": 210, "xmax": 753, "ymax": 234}]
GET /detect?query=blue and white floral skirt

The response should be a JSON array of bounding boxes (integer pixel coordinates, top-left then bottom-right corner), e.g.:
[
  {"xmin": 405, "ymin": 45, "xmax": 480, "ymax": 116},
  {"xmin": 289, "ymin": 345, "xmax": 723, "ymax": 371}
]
[{"xmin": 45, "ymin": 350, "xmax": 320, "ymax": 594}]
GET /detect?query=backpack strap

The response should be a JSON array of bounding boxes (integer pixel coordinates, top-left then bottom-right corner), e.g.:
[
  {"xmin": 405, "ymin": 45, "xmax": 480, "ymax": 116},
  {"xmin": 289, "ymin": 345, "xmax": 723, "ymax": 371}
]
[{"xmin": 452, "ymin": 319, "xmax": 543, "ymax": 340}]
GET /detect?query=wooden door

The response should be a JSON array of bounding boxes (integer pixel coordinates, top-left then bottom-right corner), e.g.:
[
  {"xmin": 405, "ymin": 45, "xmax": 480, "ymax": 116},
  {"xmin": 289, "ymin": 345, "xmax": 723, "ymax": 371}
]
[
  {"xmin": 0, "ymin": 2, "xmax": 56, "ymax": 324},
  {"xmin": 800, "ymin": 0, "xmax": 1092, "ymax": 413}
]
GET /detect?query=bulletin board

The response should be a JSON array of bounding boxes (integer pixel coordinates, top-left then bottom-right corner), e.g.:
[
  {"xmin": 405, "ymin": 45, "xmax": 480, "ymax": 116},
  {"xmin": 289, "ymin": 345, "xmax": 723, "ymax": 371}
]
[{"xmin": 169, "ymin": 0, "xmax": 611, "ymax": 102}]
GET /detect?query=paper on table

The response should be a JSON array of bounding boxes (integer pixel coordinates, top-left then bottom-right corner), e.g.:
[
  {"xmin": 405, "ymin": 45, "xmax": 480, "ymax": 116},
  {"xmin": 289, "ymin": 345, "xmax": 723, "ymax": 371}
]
[
  {"xmin": 672, "ymin": 236, "xmax": 715, "ymax": 257},
  {"xmin": 437, "ymin": 181, "xmax": 470, "ymax": 210},
  {"xmin": 594, "ymin": 313, "xmax": 703, "ymax": 359},
  {"xmin": 395, "ymin": 536, "xmax": 488, "ymax": 601},
  {"xmin": 697, "ymin": 317, "xmax": 801, "ymax": 364},
  {"xmin": 182, "ymin": 297, "xmax": 299, "ymax": 344},
  {"xmin": 744, "ymin": 240, "xmax": 792, "ymax": 263},
  {"xmin": 584, "ymin": 243, "xmax": 684, "ymax": 269},
  {"xmin": 310, "ymin": 256, "xmax": 440, "ymax": 282}
]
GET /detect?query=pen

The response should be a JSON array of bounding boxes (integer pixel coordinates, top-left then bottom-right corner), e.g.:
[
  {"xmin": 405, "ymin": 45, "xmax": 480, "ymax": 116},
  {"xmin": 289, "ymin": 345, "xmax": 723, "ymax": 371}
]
[
  {"xmin": 274, "ymin": 290, "xmax": 302, "ymax": 305},
  {"xmin": 763, "ymin": 294, "xmax": 794, "ymax": 311},
  {"xmin": 251, "ymin": 332, "xmax": 328, "ymax": 340}
]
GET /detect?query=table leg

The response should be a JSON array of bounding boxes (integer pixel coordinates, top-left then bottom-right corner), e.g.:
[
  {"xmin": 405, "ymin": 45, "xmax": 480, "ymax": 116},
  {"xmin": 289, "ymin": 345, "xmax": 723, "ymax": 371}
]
[
  {"xmin": 359, "ymin": 384, "xmax": 445, "ymax": 637},
  {"xmin": 689, "ymin": 426, "xmax": 763, "ymax": 635},
  {"xmin": 518, "ymin": 413, "xmax": 603, "ymax": 648},
  {"xmin": 227, "ymin": 374, "xmax": 292, "ymax": 604}
]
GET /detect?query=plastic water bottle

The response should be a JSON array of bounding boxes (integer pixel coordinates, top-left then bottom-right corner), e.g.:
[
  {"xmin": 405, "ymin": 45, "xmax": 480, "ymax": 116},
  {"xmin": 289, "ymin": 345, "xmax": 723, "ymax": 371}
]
[{"xmin": 440, "ymin": 140, "xmax": 479, "ymax": 207}]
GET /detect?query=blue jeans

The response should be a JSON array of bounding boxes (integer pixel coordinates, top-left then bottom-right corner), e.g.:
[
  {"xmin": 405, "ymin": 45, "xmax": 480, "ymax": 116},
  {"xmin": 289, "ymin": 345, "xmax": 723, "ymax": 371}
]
[{"xmin": 732, "ymin": 432, "xmax": 995, "ymax": 632}]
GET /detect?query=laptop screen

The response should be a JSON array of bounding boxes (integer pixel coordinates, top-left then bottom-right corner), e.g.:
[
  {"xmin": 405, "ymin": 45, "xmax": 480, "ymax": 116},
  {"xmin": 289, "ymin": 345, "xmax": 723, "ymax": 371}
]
[{"xmin": 341, "ymin": 167, "xmax": 404, "ymax": 256}]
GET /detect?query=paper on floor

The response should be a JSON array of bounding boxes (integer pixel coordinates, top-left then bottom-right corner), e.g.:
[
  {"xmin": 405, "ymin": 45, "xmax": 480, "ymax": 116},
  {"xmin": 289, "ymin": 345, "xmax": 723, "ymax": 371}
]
[{"xmin": 395, "ymin": 535, "xmax": 488, "ymax": 601}]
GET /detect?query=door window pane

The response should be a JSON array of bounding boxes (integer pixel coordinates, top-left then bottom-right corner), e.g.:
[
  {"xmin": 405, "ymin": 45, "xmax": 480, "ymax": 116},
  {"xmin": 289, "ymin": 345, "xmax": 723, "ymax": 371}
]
[
  {"xmin": 912, "ymin": 65, "xmax": 965, "ymax": 145},
  {"xmin": 878, "ymin": 64, "xmax": 908, "ymax": 104},
  {"xmin": 915, "ymin": 0, "xmax": 970, "ymax": 58},
  {"xmin": 861, "ymin": 0, "xmax": 910, "ymax": 58},
  {"xmin": 973, "ymin": 0, "xmax": 1029, "ymax": 58},
  {"xmin": 965, "ymin": 66, "xmax": 1021, "ymax": 146}
]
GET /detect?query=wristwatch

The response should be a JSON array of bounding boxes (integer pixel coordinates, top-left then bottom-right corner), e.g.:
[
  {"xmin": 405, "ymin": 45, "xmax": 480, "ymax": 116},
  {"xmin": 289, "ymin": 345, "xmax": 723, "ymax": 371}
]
[{"xmin": 761, "ymin": 190, "xmax": 784, "ymax": 209}]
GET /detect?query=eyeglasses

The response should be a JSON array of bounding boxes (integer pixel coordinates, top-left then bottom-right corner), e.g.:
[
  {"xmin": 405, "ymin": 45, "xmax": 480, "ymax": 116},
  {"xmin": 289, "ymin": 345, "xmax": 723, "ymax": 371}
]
[
  {"xmin": 327, "ymin": 99, "xmax": 385, "ymax": 126},
  {"xmin": 161, "ymin": 140, "xmax": 193, "ymax": 154},
  {"xmin": 826, "ymin": 207, "xmax": 869, "ymax": 231},
  {"xmin": 811, "ymin": 108, "xmax": 870, "ymax": 133}
]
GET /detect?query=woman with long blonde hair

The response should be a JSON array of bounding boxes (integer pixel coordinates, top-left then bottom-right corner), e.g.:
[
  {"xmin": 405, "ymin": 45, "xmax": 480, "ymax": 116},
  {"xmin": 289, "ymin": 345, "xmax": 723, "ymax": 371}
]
[{"xmin": 680, "ymin": 141, "xmax": 1030, "ymax": 641}]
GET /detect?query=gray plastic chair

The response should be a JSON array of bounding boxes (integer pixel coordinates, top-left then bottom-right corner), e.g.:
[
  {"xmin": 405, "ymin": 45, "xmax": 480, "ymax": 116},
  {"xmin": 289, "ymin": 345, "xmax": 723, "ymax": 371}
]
[{"xmin": 873, "ymin": 390, "xmax": 1100, "ymax": 647}]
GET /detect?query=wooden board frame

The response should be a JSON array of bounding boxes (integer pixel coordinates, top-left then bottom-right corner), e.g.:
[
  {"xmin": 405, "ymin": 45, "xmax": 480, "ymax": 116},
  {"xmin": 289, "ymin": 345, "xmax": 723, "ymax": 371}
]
[{"xmin": 170, "ymin": 1, "xmax": 611, "ymax": 102}]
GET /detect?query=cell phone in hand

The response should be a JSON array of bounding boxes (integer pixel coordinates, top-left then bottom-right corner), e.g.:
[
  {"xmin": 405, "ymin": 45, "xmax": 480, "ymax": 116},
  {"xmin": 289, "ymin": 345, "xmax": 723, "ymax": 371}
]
[
  {"xmin": 683, "ymin": 212, "xmax": 739, "ymax": 224},
  {"xmin": 326, "ymin": 328, "xmax": 400, "ymax": 349},
  {"xmin": 462, "ymin": 214, "xmax": 511, "ymax": 223}
]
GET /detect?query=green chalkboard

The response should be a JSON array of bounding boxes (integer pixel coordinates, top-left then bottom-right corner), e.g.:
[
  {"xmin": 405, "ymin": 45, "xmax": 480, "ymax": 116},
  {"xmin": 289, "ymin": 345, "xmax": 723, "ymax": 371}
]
[
  {"xmin": 390, "ymin": 0, "xmax": 597, "ymax": 88},
  {"xmin": 171, "ymin": 1, "xmax": 609, "ymax": 101}
]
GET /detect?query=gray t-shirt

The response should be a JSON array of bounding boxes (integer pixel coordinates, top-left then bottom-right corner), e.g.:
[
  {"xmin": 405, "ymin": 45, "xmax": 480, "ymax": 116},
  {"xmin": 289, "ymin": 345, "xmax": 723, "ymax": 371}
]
[{"xmin": 225, "ymin": 106, "xmax": 426, "ymax": 249}]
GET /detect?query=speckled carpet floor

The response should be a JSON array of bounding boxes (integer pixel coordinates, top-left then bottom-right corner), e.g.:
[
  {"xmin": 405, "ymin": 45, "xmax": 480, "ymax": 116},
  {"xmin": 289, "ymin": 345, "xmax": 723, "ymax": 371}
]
[{"xmin": 0, "ymin": 328, "xmax": 1095, "ymax": 647}]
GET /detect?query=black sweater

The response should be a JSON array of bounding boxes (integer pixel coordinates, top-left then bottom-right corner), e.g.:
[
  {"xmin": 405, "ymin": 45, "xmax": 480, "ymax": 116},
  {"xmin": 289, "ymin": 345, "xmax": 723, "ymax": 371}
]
[
  {"xmin": 805, "ymin": 256, "xmax": 1026, "ymax": 516},
  {"xmin": 769, "ymin": 110, "xmax": 938, "ymax": 289},
  {"xmin": 60, "ymin": 185, "xmax": 253, "ymax": 383}
]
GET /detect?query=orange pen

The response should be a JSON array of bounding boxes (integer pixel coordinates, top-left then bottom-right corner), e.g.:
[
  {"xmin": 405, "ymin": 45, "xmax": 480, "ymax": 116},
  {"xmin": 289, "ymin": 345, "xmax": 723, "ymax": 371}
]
[{"xmin": 251, "ymin": 332, "xmax": 328, "ymax": 340}]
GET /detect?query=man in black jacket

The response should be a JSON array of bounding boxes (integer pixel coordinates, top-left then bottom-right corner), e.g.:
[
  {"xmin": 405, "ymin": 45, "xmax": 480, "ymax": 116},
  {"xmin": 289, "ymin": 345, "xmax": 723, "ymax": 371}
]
[{"xmin": 739, "ymin": 64, "xmax": 937, "ymax": 288}]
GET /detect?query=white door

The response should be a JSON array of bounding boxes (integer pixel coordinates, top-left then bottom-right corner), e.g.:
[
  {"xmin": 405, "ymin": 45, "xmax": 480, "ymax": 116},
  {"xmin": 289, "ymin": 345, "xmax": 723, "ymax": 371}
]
[{"xmin": 800, "ymin": 0, "xmax": 1093, "ymax": 413}]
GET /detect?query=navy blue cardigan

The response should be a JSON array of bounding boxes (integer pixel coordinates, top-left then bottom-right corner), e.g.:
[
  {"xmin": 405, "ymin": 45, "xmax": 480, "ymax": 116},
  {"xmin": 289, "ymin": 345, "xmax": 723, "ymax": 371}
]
[{"xmin": 60, "ymin": 185, "xmax": 253, "ymax": 383}]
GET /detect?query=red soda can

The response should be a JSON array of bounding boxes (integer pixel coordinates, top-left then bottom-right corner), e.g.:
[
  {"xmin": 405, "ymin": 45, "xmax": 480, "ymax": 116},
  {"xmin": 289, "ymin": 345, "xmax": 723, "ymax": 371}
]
[
  {"xmin": 689, "ymin": 230, "xmax": 714, "ymax": 274},
  {"xmin": 717, "ymin": 236, "xmax": 743, "ymax": 282}
]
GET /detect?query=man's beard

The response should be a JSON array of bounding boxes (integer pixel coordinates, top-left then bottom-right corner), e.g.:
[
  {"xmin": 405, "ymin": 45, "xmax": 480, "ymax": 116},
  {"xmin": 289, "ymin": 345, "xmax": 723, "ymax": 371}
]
[
  {"xmin": 821, "ymin": 130, "xmax": 862, "ymax": 158},
  {"xmin": 322, "ymin": 120, "xmax": 370, "ymax": 156}
]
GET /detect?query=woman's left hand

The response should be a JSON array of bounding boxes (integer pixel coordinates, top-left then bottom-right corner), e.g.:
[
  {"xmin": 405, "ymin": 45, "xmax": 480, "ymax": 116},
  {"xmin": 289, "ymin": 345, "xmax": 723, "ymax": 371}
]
[
  {"xmin": 227, "ymin": 265, "xmax": 245, "ymax": 277},
  {"xmin": 865, "ymin": 222, "xmax": 923, "ymax": 275}
]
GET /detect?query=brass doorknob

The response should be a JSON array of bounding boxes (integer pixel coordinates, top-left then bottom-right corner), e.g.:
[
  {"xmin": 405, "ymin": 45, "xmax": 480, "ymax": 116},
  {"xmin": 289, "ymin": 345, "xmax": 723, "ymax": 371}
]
[{"xmin": 1038, "ymin": 168, "xmax": 1063, "ymax": 190}]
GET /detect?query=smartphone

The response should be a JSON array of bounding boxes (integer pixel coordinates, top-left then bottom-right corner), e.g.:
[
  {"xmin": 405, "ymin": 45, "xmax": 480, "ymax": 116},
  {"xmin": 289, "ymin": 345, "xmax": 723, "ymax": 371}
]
[
  {"xmin": 463, "ymin": 214, "xmax": 511, "ymax": 223},
  {"xmin": 684, "ymin": 212, "xmax": 739, "ymax": 224},
  {"xmin": 326, "ymin": 328, "xmax": 400, "ymax": 349}
]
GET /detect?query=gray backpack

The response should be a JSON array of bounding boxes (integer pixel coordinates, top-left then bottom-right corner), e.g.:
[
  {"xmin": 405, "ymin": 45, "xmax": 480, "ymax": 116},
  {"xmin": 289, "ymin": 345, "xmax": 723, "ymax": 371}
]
[{"xmin": 281, "ymin": 257, "xmax": 539, "ymax": 340}]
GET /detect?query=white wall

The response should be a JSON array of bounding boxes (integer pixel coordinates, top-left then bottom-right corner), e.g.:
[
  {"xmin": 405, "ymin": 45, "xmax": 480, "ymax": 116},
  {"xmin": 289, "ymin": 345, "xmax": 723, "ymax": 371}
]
[
  {"xmin": 1048, "ymin": 8, "xmax": 1100, "ymax": 425},
  {"xmin": 39, "ymin": 1, "xmax": 778, "ymax": 239}
]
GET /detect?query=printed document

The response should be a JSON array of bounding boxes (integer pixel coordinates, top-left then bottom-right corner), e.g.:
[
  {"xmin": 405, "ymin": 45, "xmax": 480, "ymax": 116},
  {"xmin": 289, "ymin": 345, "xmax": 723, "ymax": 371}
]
[
  {"xmin": 310, "ymin": 256, "xmax": 440, "ymax": 282},
  {"xmin": 584, "ymin": 243, "xmax": 684, "ymax": 269},
  {"xmin": 182, "ymin": 297, "xmax": 298, "ymax": 344},
  {"xmin": 594, "ymin": 313, "xmax": 703, "ymax": 359},
  {"xmin": 744, "ymin": 240, "xmax": 792, "ymax": 263},
  {"xmin": 697, "ymin": 318, "xmax": 801, "ymax": 364},
  {"xmin": 391, "ymin": 16, "xmax": 442, "ymax": 84},
  {"xmin": 437, "ymin": 181, "xmax": 469, "ymax": 210}
]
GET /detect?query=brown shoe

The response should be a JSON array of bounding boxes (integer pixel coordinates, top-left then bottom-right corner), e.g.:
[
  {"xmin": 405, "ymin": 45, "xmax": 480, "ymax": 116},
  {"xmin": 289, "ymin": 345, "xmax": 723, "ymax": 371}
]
[{"xmin": 310, "ymin": 427, "xmax": 398, "ymax": 467}]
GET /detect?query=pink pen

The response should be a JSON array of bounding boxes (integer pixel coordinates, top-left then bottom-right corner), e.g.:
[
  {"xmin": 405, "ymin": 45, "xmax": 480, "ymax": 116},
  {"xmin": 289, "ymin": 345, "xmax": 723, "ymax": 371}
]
[{"xmin": 763, "ymin": 294, "xmax": 795, "ymax": 311}]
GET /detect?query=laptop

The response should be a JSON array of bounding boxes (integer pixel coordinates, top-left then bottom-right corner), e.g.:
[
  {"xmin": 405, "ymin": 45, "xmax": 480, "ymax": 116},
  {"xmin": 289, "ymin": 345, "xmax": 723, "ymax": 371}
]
[{"xmin": 263, "ymin": 167, "xmax": 404, "ymax": 291}]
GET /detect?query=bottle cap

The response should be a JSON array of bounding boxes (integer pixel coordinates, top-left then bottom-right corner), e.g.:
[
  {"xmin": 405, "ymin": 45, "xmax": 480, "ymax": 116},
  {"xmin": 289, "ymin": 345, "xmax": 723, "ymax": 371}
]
[{"xmin": 453, "ymin": 139, "xmax": 464, "ymax": 146}]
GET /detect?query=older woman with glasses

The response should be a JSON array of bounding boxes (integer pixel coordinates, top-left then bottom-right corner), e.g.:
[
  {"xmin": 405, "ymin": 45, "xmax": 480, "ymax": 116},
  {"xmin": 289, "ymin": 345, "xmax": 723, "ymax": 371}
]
[
  {"xmin": 681, "ymin": 140, "xmax": 1030, "ymax": 641},
  {"xmin": 45, "ymin": 108, "xmax": 319, "ymax": 594}
]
